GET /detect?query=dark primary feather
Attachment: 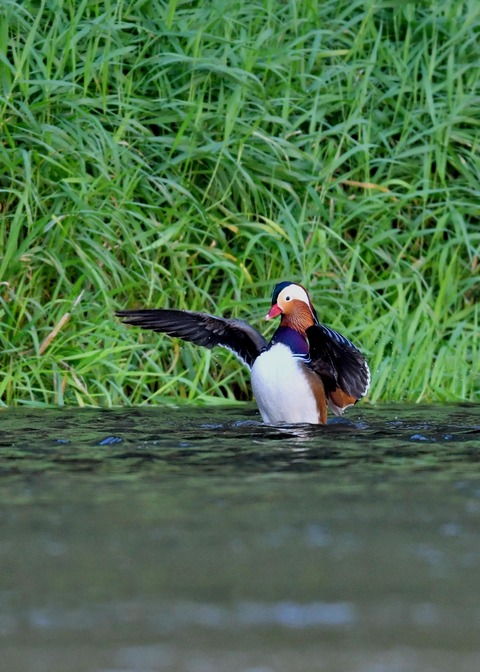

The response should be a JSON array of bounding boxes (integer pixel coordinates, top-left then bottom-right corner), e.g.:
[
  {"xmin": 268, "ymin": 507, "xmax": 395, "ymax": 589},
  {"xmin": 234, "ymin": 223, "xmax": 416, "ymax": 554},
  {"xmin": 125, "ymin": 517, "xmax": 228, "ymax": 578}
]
[
  {"xmin": 116, "ymin": 309, "xmax": 268, "ymax": 369},
  {"xmin": 306, "ymin": 324, "xmax": 370, "ymax": 399}
]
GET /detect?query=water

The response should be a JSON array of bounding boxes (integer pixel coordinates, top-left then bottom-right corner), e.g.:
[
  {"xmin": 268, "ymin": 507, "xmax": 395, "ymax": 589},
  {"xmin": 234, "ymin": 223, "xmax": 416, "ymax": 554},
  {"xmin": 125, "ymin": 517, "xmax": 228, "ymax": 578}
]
[{"xmin": 0, "ymin": 403, "xmax": 479, "ymax": 672}]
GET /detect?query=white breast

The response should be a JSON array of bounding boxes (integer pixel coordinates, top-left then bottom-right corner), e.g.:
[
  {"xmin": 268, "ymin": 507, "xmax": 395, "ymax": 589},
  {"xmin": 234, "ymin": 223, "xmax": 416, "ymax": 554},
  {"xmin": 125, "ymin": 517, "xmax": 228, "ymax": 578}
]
[{"xmin": 251, "ymin": 343, "xmax": 320, "ymax": 424}]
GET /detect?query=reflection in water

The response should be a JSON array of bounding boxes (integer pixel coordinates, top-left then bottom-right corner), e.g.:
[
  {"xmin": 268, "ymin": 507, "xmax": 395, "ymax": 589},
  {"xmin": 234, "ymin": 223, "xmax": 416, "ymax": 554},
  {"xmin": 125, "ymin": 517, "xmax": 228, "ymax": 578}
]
[{"xmin": 0, "ymin": 403, "xmax": 479, "ymax": 672}]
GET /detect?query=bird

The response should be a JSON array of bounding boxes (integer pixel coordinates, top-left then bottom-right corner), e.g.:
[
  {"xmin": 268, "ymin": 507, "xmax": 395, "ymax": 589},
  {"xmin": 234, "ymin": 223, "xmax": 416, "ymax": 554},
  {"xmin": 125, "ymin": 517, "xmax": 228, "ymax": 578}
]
[{"xmin": 116, "ymin": 281, "xmax": 370, "ymax": 425}]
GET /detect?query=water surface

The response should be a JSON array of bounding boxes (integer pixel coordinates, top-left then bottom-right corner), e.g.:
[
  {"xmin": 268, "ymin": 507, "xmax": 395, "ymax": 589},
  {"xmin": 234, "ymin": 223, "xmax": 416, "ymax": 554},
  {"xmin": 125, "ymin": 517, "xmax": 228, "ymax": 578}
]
[{"xmin": 0, "ymin": 403, "xmax": 479, "ymax": 672}]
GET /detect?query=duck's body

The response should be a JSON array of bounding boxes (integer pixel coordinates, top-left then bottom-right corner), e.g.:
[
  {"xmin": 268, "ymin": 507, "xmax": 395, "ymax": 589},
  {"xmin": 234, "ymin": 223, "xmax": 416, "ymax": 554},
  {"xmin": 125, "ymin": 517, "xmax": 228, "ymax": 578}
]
[
  {"xmin": 116, "ymin": 282, "xmax": 370, "ymax": 425},
  {"xmin": 251, "ymin": 342, "xmax": 326, "ymax": 424}
]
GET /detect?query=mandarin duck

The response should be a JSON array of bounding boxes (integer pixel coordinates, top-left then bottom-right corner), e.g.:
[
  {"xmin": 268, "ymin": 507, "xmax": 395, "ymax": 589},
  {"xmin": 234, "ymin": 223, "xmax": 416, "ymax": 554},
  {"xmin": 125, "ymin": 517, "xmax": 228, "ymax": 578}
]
[{"xmin": 116, "ymin": 281, "xmax": 370, "ymax": 425}]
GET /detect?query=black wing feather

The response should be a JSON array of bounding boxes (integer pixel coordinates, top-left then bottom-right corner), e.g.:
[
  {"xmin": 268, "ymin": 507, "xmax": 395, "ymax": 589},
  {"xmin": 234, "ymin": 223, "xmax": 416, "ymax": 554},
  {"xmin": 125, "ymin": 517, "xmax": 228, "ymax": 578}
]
[
  {"xmin": 116, "ymin": 308, "xmax": 267, "ymax": 369},
  {"xmin": 306, "ymin": 324, "xmax": 370, "ymax": 399}
]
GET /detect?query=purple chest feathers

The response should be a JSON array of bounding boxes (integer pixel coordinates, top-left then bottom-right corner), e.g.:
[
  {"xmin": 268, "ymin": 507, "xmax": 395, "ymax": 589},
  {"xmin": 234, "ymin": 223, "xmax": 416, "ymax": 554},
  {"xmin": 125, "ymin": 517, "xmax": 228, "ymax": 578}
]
[{"xmin": 270, "ymin": 326, "xmax": 309, "ymax": 357}]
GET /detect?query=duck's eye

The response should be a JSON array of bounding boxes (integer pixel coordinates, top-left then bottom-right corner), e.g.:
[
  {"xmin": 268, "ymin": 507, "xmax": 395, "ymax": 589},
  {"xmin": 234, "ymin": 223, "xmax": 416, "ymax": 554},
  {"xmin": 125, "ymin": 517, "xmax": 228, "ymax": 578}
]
[{"xmin": 285, "ymin": 296, "xmax": 291, "ymax": 301}]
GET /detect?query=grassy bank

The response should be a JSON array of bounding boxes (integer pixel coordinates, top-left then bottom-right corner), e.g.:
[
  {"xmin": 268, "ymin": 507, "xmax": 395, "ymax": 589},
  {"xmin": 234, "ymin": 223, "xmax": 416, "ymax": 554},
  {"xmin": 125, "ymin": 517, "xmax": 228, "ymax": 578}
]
[{"xmin": 0, "ymin": 0, "xmax": 479, "ymax": 408}]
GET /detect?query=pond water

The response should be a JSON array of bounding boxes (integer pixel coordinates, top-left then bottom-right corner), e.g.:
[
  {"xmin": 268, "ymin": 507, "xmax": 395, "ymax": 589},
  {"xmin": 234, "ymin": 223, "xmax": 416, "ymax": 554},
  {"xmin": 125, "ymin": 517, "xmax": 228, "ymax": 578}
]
[{"xmin": 0, "ymin": 403, "xmax": 479, "ymax": 672}]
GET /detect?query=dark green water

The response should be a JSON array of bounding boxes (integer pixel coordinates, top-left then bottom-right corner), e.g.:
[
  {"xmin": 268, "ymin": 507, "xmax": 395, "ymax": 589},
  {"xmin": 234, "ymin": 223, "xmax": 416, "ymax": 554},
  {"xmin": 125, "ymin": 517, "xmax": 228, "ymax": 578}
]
[{"xmin": 1, "ymin": 403, "xmax": 479, "ymax": 672}]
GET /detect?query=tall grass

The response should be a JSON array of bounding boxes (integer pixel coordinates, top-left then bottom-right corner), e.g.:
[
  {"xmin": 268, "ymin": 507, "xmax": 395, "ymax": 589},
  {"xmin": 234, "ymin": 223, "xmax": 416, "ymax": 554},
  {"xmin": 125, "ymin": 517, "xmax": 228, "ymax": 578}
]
[{"xmin": 0, "ymin": 0, "xmax": 478, "ymax": 407}]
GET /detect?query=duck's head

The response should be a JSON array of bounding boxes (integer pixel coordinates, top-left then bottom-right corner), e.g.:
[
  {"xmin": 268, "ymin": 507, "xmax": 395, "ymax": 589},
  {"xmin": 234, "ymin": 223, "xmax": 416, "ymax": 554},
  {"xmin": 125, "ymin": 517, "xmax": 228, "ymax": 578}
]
[{"xmin": 265, "ymin": 281, "xmax": 319, "ymax": 331}]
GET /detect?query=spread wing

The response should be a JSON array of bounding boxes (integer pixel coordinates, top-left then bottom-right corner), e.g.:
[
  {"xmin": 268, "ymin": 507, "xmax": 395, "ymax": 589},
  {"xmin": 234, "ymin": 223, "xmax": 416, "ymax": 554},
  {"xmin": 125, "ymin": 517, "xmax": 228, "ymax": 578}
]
[
  {"xmin": 116, "ymin": 309, "xmax": 267, "ymax": 369},
  {"xmin": 306, "ymin": 324, "xmax": 370, "ymax": 415}
]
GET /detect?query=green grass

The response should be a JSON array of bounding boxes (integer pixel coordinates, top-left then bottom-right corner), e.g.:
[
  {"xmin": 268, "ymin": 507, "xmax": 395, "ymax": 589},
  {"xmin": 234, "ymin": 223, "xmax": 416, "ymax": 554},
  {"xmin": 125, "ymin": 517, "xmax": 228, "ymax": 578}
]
[{"xmin": 0, "ymin": 0, "xmax": 479, "ymax": 408}]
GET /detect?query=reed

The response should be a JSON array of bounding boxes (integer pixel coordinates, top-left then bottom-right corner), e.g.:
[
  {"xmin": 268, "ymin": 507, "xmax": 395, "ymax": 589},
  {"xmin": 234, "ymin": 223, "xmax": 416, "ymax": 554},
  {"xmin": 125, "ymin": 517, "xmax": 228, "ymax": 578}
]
[{"xmin": 0, "ymin": 0, "xmax": 478, "ymax": 407}]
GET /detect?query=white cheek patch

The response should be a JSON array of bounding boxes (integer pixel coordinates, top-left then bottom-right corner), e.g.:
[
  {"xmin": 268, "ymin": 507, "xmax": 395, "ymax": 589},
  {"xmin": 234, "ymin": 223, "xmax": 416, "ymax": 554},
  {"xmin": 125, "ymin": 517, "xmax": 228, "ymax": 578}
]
[{"xmin": 279, "ymin": 284, "xmax": 310, "ymax": 307}]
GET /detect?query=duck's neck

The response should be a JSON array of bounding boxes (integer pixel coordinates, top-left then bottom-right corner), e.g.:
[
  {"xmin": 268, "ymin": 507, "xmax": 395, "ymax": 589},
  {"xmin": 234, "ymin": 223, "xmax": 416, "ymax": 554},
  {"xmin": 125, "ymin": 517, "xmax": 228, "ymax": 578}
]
[{"xmin": 280, "ymin": 301, "xmax": 316, "ymax": 334}]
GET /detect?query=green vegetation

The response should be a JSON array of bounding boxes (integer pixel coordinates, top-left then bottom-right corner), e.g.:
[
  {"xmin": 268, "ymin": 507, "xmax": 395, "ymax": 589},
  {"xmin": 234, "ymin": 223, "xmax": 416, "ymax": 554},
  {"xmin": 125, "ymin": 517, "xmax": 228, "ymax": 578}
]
[{"xmin": 0, "ymin": 0, "xmax": 479, "ymax": 408}]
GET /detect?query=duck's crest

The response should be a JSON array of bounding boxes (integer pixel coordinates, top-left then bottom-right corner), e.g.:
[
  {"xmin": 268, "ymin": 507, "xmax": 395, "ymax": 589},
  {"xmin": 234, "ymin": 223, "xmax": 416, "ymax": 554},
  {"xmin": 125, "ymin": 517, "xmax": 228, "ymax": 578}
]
[{"xmin": 271, "ymin": 281, "xmax": 292, "ymax": 304}]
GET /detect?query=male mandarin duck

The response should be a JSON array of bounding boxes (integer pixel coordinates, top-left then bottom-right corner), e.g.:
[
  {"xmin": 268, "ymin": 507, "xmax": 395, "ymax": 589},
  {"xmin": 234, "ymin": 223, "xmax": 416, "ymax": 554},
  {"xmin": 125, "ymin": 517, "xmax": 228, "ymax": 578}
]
[{"xmin": 116, "ymin": 281, "xmax": 370, "ymax": 425}]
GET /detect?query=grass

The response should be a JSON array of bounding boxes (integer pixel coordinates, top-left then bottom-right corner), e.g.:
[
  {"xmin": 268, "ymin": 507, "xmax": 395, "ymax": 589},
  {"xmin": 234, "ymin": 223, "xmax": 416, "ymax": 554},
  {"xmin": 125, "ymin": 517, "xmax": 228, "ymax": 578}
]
[{"xmin": 0, "ymin": 0, "xmax": 479, "ymax": 408}]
